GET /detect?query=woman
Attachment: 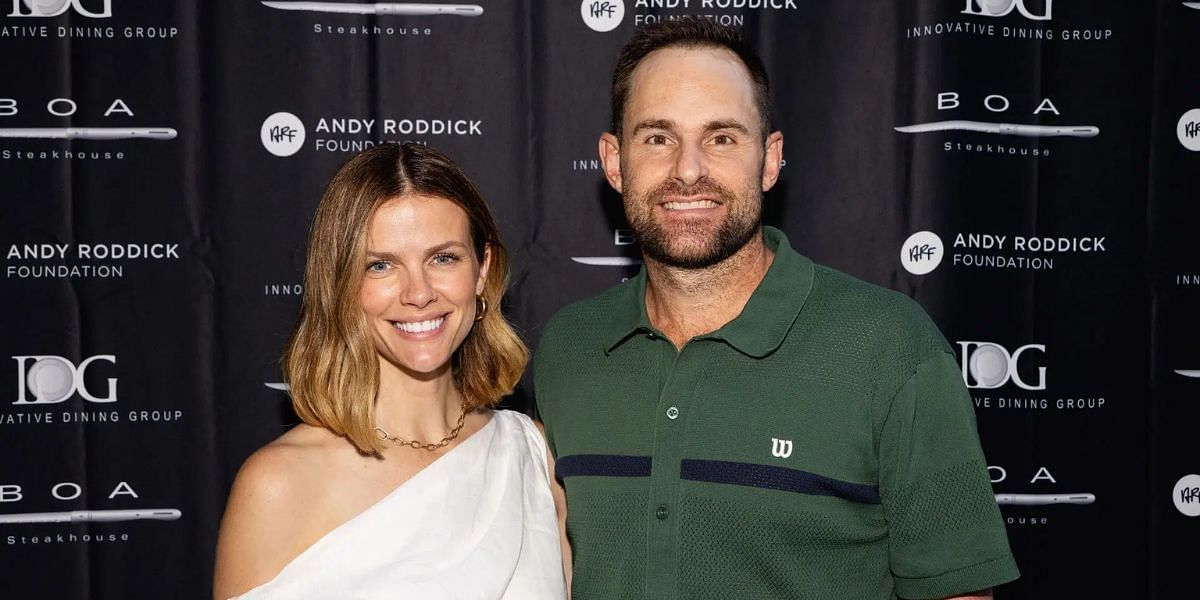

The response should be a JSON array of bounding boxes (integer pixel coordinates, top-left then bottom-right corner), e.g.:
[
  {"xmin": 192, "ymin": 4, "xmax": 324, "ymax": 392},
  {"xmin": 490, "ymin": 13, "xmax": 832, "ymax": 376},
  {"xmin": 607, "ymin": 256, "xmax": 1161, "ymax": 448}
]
[{"xmin": 213, "ymin": 143, "xmax": 569, "ymax": 599}]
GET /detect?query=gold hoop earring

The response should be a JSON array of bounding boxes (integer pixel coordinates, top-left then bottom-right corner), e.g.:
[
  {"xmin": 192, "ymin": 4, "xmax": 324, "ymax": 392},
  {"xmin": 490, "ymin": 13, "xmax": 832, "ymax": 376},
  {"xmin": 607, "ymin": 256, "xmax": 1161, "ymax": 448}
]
[{"xmin": 474, "ymin": 295, "xmax": 488, "ymax": 321}]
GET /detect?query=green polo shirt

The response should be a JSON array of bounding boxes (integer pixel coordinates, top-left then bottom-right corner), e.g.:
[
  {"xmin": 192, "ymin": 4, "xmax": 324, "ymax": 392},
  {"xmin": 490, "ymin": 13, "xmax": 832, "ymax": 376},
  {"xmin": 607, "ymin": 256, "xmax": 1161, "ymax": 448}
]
[{"xmin": 535, "ymin": 227, "xmax": 1018, "ymax": 600}]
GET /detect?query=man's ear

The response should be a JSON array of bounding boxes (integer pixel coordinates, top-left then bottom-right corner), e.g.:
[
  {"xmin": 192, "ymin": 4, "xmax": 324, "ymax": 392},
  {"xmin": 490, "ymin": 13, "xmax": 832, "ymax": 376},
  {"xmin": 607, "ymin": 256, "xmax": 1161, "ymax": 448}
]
[
  {"xmin": 761, "ymin": 131, "xmax": 783, "ymax": 192},
  {"xmin": 599, "ymin": 132, "xmax": 623, "ymax": 193}
]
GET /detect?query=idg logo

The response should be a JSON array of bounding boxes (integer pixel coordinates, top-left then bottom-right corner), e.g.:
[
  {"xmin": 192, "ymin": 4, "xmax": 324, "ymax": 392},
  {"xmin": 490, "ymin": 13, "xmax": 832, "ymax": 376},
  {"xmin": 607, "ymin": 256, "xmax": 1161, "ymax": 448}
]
[
  {"xmin": 961, "ymin": 0, "xmax": 1051, "ymax": 21},
  {"xmin": 12, "ymin": 355, "xmax": 117, "ymax": 405},
  {"xmin": 6, "ymin": 0, "xmax": 112, "ymax": 18},
  {"xmin": 957, "ymin": 341, "xmax": 1046, "ymax": 390}
]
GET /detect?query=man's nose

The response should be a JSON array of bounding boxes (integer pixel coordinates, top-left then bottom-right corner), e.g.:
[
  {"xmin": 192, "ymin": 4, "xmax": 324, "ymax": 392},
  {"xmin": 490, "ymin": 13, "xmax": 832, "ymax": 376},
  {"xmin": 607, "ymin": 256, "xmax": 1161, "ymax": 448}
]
[{"xmin": 671, "ymin": 142, "xmax": 708, "ymax": 186}]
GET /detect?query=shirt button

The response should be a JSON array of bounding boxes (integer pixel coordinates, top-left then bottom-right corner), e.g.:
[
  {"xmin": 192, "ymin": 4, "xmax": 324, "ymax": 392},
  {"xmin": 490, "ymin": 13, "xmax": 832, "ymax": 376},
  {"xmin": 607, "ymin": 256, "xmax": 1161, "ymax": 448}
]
[
  {"xmin": 655, "ymin": 504, "xmax": 669, "ymax": 520},
  {"xmin": 666, "ymin": 406, "xmax": 679, "ymax": 420}
]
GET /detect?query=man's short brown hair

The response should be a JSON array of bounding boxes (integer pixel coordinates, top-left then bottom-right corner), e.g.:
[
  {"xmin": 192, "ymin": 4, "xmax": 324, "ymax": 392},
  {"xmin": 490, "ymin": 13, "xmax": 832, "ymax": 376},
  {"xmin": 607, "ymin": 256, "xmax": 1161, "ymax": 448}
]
[{"xmin": 610, "ymin": 18, "xmax": 772, "ymax": 139}]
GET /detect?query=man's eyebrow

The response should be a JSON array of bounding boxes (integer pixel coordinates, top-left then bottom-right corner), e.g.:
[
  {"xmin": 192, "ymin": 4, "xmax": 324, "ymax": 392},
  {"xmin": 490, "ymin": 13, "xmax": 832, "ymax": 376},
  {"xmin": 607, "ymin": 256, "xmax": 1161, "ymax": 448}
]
[
  {"xmin": 630, "ymin": 119, "xmax": 751, "ymax": 136},
  {"xmin": 704, "ymin": 119, "xmax": 750, "ymax": 135},
  {"xmin": 631, "ymin": 119, "xmax": 676, "ymax": 135}
]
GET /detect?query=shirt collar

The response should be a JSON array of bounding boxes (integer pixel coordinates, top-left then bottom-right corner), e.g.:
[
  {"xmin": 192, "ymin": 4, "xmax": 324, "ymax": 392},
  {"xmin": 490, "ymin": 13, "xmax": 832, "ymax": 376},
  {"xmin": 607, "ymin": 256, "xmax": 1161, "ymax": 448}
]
[
  {"xmin": 603, "ymin": 265, "xmax": 655, "ymax": 354},
  {"xmin": 604, "ymin": 226, "xmax": 815, "ymax": 358}
]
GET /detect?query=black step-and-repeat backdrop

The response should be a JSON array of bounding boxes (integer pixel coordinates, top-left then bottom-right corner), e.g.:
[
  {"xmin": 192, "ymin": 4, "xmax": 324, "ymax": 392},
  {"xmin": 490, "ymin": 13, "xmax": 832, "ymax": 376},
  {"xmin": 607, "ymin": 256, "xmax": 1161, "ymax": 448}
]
[{"xmin": 1, "ymin": 1, "xmax": 1196, "ymax": 598}]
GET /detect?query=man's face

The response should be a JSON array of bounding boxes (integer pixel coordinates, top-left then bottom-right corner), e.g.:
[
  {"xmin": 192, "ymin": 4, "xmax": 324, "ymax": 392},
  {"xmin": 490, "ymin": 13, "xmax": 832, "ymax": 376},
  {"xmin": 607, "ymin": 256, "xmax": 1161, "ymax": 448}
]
[{"xmin": 601, "ymin": 46, "xmax": 783, "ymax": 269}]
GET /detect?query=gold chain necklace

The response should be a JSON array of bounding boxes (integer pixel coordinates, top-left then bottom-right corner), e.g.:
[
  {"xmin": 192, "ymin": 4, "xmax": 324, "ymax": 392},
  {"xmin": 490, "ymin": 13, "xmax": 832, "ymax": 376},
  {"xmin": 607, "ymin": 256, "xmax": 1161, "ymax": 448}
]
[{"xmin": 374, "ymin": 403, "xmax": 468, "ymax": 451}]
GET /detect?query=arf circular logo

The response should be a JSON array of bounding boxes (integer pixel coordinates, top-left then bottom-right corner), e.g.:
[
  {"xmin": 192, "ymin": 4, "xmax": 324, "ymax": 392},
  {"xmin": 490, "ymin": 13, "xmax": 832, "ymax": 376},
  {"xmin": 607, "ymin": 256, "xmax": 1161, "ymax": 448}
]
[
  {"xmin": 900, "ymin": 231, "xmax": 944, "ymax": 275},
  {"xmin": 581, "ymin": 0, "xmax": 624, "ymax": 32},
  {"xmin": 261, "ymin": 112, "xmax": 306, "ymax": 157},
  {"xmin": 1177, "ymin": 109, "xmax": 1200, "ymax": 152},
  {"xmin": 1174, "ymin": 474, "xmax": 1200, "ymax": 517}
]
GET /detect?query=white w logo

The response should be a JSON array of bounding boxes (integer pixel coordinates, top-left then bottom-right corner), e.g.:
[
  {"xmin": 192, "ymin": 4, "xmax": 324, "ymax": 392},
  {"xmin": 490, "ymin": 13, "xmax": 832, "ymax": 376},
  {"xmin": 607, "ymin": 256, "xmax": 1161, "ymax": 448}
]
[{"xmin": 770, "ymin": 438, "xmax": 793, "ymax": 458}]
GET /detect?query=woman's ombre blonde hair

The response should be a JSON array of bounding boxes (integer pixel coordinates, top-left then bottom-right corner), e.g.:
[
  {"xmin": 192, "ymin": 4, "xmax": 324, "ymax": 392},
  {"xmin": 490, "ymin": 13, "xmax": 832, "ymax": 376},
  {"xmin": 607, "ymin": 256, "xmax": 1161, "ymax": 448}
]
[{"xmin": 282, "ymin": 142, "xmax": 528, "ymax": 454}]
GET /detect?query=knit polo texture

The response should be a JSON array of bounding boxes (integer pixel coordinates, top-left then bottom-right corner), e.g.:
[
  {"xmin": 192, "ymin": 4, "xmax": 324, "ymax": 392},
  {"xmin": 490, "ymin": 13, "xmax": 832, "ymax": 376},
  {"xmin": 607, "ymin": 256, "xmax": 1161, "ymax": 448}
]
[{"xmin": 535, "ymin": 226, "xmax": 1019, "ymax": 600}]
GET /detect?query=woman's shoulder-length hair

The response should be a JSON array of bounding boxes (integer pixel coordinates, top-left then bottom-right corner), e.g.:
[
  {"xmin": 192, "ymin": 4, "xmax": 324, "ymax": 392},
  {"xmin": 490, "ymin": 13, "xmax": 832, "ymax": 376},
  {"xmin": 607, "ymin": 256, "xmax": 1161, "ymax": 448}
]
[{"xmin": 282, "ymin": 142, "xmax": 528, "ymax": 454}]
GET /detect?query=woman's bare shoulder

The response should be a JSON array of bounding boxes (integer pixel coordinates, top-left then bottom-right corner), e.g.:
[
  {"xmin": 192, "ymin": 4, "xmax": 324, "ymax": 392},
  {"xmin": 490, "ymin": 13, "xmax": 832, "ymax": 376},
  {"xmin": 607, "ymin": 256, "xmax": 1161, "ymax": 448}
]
[
  {"xmin": 212, "ymin": 424, "xmax": 348, "ymax": 599},
  {"xmin": 236, "ymin": 425, "xmax": 344, "ymax": 494}
]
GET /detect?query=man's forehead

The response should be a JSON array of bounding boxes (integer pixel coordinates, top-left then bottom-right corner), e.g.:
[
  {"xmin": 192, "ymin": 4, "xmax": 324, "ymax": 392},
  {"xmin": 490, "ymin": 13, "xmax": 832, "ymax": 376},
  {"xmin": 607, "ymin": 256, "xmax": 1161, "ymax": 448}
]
[
  {"xmin": 631, "ymin": 45, "xmax": 753, "ymax": 86},
  {"xmin": 625, "ymin": 46, "xmax": 757, "ymax": 117}
]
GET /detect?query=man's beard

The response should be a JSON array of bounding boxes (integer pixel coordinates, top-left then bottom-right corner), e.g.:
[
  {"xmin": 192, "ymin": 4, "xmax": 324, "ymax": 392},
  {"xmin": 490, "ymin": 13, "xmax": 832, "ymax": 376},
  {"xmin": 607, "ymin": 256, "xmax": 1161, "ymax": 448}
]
[{"xmin": 625, "ymin": 178, "xmax": 762, "ymax": 269}]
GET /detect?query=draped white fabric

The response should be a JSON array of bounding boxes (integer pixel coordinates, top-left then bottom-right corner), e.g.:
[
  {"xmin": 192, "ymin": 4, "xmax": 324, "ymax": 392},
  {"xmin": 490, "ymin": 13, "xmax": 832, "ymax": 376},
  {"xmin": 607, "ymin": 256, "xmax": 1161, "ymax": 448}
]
[{"xmin": 235, "ymin": 410, "xmax": 566, "ymax": 600}]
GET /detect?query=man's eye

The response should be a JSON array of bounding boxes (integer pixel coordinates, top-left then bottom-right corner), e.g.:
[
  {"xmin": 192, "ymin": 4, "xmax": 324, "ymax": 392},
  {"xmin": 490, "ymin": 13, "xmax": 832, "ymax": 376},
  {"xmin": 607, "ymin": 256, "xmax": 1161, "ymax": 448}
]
[
  {"xmin": 646, "ymin": 134, "xmax": 668, "ymax": 145},
  {"xmin": 713, "ymin": 134, "xmax": 734, "ymax": 145}
]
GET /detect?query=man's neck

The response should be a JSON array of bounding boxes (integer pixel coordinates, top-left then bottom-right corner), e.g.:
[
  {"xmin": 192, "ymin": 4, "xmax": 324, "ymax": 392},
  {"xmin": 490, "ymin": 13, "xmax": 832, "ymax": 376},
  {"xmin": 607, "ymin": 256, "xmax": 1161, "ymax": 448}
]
[{"xmin": 643, "ymin": 230, "xmax": 775, "ymax": 350}]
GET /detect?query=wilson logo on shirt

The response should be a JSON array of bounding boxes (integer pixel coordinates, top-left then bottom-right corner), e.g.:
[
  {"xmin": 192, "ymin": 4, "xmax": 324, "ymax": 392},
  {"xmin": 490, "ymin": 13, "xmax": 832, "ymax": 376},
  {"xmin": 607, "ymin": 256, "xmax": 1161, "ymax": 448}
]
[{"xmin": 770, "ymin": 438, "xmax": 793, "ymax": 458}]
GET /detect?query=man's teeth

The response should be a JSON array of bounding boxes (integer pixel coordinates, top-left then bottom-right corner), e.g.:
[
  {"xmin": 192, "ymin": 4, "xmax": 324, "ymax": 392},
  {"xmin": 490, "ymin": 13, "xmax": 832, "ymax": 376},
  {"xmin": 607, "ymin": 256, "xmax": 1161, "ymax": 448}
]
[
  {"xmin": 393, "ymin": 318, "xmax": 444, "ymax": 333},
  {"xmin": 663, "ymin": 200, "xmax": 718, "ymax": 210}
]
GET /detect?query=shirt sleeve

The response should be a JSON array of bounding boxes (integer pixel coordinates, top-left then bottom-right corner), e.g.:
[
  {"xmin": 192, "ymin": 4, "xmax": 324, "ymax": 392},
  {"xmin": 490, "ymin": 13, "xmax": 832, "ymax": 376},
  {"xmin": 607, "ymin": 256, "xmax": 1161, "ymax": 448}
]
[
  {"xmin": 877, "ymin": 351, "xmax": 1020, "ymax": 599},
  {"xmin": 531, "ymin": 322, "xmax": 558, "ymax": 459}
]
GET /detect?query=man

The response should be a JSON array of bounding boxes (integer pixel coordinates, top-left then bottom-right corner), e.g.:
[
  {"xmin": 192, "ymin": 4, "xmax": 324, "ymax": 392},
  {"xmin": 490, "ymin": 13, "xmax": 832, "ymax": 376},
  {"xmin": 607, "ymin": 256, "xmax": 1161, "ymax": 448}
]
[{"xmin": 535, "ymin": 19, "xmax": 1018, "ymax": 600}]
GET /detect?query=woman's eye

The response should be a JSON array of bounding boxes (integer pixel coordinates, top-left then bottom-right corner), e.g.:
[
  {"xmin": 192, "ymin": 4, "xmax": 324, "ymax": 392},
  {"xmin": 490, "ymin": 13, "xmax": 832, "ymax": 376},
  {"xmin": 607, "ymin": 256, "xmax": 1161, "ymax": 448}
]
[
  {"xmin": 432, "ymin": 253, "xmax": 459, "ymax": 265},
  {"xmin": 366, "ymin": 260, "xmax": 389, "ymax": 273}
]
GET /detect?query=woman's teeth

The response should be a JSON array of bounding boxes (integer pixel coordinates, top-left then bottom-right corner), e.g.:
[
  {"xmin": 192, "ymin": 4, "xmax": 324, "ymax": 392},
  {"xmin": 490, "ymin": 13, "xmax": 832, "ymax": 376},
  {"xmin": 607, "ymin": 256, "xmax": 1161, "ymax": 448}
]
[{"xmin": 393, "ymin": 318, "xmax": 444, "ymax": 333}]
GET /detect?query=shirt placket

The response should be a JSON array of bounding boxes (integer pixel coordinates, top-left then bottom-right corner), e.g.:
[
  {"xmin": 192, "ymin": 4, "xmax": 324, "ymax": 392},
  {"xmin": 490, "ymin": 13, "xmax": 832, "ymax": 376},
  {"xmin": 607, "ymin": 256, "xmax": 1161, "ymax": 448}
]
[{"xmin": 645, "ymin": 334, "xmax": 697, "ymax": 600}]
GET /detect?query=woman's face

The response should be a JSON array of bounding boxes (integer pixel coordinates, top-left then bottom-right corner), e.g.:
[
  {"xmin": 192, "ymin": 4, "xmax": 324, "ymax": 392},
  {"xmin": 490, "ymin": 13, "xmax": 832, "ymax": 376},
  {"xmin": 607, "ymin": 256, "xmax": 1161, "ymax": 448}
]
[{"xmin": 358, "ymin": 194, "xmax": 489, "ymax": 378}]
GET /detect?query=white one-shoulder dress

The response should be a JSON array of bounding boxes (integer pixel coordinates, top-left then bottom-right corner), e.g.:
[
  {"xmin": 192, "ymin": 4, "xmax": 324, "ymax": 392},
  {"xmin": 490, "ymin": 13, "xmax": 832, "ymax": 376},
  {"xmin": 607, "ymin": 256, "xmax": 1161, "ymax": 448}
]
[{"xmin": 234, "ymin": 410, "xmax": 566, "ymax": 600}]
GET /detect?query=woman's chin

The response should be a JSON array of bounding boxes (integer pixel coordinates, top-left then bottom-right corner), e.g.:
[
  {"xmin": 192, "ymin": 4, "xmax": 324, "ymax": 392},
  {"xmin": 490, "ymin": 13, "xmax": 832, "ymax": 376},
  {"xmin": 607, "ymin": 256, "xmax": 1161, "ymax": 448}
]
[{"xmin": 382, "ymin": 354, "xmax": 453, "ymax": 380}]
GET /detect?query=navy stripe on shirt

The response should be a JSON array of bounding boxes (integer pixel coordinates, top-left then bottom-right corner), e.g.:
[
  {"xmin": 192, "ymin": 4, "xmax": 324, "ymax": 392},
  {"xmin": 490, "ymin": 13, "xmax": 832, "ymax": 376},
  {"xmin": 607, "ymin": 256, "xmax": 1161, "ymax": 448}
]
[
  {"xmin": 555, "ymin": 454, "xmax": 652, "ymax": 478},
  {"xmin": 681, "ymin": 459, "xmax": 881, "ymax": 504}
]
